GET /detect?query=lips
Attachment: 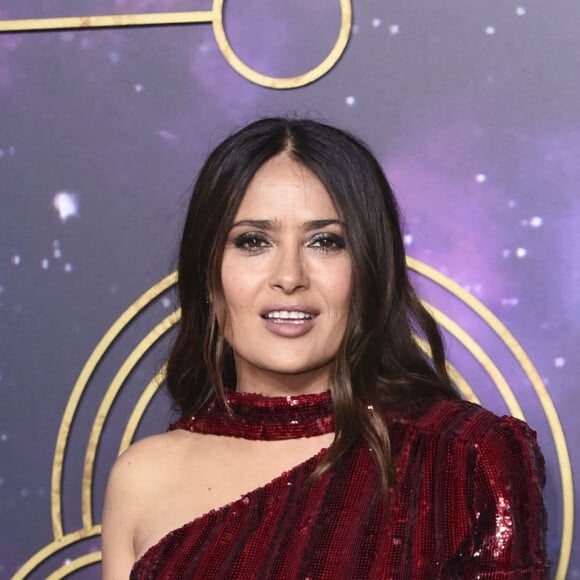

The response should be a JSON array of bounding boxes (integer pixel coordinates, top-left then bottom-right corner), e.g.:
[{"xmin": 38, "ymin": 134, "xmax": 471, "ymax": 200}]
[
  {"xmin": 260, "ymin": 306, "xmax": 318, "ymax": 337},
  {"xmin": 263, "ymin": 310, "xmax": 313, "ymax": 324}
]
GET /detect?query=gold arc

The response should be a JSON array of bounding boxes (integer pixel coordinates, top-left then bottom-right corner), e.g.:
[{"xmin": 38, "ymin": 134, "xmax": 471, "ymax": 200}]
[
  {"xmin": 11, "ymin": 526, "xmax": 101, "ymax": 580},
  {"xmin": 46, "ymin": 552, "xmax": 102, "ymax": 580},
  {"xmin": 424, "ymin": 303, "xmax": 525, "ymax": 420},
  {"xmin": 0, "ymin": 11, "xmax": 214, "ymax": 32},
  {"xmin": 415, "ymin": 337, "xmax": 481, "ymax": 405},
  {"xmin": 51, "ymin": 272, "xmax": 176, "ymax": 538},
  {"xmin": 81, "ymin": 311, "xmax": 180, "ymax": 529},
  {"xmin": 212, "ymin": 0, "xmax": 352, "ymax": 89},
  {"xmin": 407, "ymin": 257, "xmax": 573, "ymax": 580},
  {"xmin": 119, "ymin": 365, "xmax": 169, "ymax": 454},
  {"xmin": 24, "ymin": 256, "xmax": 570, "ymax": 578}
]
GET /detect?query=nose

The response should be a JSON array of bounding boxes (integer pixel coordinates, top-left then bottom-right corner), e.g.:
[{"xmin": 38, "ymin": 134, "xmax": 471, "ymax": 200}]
[{"xmin": 270, "ymin": 246, "xmax": 308, "ymax": 294}]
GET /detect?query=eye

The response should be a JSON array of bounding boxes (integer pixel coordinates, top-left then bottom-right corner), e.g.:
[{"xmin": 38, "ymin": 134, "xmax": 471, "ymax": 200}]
[
  {"xmin": 309, "ymin": 233, "xmax": 346, "ymax": 252},
  {"xmin": 234, "ymin": 232, "xmax": 271, "ymax": 252}
]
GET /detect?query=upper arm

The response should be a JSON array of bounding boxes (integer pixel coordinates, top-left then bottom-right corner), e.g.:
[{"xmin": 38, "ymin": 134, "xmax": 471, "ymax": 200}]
[
  {"xmin": 469, "ymin": 417, "xmax": 549, "ymax": 577},
  {"xmin": 101, "ymin": 450, "xmax": 140, "ymax": 580}
]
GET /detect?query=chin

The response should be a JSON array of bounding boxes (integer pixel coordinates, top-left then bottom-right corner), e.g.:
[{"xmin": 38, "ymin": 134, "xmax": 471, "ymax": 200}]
[{"xmin": 260, "ymin": 358, "xmax": 334, "ymax": 378}]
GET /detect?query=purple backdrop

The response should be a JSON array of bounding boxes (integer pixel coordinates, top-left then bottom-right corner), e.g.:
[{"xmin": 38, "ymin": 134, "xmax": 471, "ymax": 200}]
[{"xmin": 1, "ymin": 1, "xmax": 578, "ymax": 577}]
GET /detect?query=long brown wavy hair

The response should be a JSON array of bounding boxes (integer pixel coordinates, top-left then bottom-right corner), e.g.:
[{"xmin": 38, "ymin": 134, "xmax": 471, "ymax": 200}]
[{"xmin": 166, "ymin": 117, "xmax": 459, "ymax": 490}]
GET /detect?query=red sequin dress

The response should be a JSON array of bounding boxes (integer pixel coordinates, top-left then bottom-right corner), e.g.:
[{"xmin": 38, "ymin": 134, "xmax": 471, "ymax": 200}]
[{"xmin": 130, "ymin": 392, "xmax": 548, "ymax": 579}]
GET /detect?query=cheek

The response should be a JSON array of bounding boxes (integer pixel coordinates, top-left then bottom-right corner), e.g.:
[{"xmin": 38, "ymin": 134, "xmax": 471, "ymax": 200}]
[
  {"xmin": 220, "ymin": 273, "xmax": 255, "ymax": 331},
  {"xmin": 336, "ymin": 262, "xmax": 353, "ymax": 307},
  {"xmin": 323, "ymin": 266, "xmax": 352, "ymax": 321},
  {"xmin": 221, "ymin": 262, "xmax": 246, "ymax": 309}
]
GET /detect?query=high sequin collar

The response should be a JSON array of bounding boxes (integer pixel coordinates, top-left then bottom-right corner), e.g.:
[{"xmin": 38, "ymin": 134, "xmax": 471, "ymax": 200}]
[{"xmin": 170, "ymin": 390, "xmax": 335, "ymax": 440}]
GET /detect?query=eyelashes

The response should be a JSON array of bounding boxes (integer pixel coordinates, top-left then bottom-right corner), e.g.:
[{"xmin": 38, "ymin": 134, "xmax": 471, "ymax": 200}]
[
  {"xmin": 234, "ymin": 232, "xmax": 270, "ymax": 252},
  {"xmin": 232, "ymin": 232, "xmax": 347, "ymax": 253},
  {"xmin": 309, "ymin": 233, "xmax": 346, "ymax": 251}
]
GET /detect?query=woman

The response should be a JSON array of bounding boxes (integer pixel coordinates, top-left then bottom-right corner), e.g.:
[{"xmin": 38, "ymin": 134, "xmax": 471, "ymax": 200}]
[{"xmin": 102, "ymin": 117, "xmax": 548, "ymax": 578}]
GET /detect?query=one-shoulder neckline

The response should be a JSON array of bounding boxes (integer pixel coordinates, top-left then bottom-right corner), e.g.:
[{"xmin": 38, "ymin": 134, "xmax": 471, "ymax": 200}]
[{"xmin": 131, "ymin": 446, "xmax": 328, "ymax": 568}]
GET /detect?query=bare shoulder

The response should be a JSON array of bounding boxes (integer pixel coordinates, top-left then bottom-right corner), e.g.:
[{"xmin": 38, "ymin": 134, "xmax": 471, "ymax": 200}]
[
  {"xmin": 101, "ymin": 430, "xmax": 200, "ymax": 579},
  {"xmin": 105, "ymin": 429, "xmax": 205, "ymax": 504},
  {"xmin": 103, "ymin": 431, "xmax": 180, "ymax": 522},
  {"xmin": 111, "ymin": 430, "xmax": 189, "ymax": 476}
]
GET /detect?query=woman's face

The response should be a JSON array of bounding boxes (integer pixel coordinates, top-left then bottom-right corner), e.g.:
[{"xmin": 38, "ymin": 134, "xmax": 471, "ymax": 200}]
[{"xmin": 220, "ymin": 153, "xmax": 352, "ymax": 395}]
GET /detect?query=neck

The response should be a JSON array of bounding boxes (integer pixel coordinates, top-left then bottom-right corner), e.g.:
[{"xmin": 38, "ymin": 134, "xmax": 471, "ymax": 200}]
[
  {"xmin": 171, "ymin": 388, "xmax": 335, "ymax": 440},
  {"xmin": 235, "ymin": 364, "xmax": 333, "ymax": 397}
]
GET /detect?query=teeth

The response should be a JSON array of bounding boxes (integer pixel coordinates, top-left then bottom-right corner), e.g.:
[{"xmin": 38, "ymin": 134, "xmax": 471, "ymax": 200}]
[{"xmin": 264, "ymin": 310, "xmax": 313, "ymax": 321}]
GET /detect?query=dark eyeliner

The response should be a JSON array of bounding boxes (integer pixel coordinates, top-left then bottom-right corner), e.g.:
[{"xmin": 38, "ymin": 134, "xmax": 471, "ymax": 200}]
[
  {"xmin": 310, "ymin": 232, "xmax": 346, "ymax": 249},
  {"xmin": 233, "ymin": 231, "xmax": 269, "ymax": 250}
]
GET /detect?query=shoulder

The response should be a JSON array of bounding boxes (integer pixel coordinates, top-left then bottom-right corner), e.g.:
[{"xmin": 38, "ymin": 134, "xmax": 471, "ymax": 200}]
[
  {"xmin": 106, "ymin": 429, "xmax": 199, "ymax": 496},
  {"xmin": 390, "ymin": 398, "xmax": 545, "ymax": 480},
  {"xmin": 102, "ymin": 431, "xmax": 201, "ymax": 548},
  {"xmin": 109, "ymin": 431, "xmax": 181, "ymax": 477},
  {"xmin": 387, "ymin": 399, "xmax": 547, "ymax": 570},
  {"xmin": 102, "ymin": 430, "xmax": 202, "ymax": 577},
  {"xmin": 104, "ymin": 428, "xmax": 209, "ymax": 526},
  {"xmin": 104, "ymin": 432, "xmax": 175, "ymax": 516},
  {"xmin": 395, "ymin": 398, "xmax": 541, "ymax": 450},
  {"xmin": 410, "ymin": 404, "xmax": 549, "ymax": 570},
  {"xmin": 392, "ymin": 398, "xmax": 546, "ymax": 492}
]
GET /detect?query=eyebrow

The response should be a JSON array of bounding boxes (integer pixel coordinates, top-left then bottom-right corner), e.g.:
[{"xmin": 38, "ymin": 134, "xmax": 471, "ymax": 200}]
[{"xmin": 230, "ymin": 219, "xmax": 345, "ymax": 231}]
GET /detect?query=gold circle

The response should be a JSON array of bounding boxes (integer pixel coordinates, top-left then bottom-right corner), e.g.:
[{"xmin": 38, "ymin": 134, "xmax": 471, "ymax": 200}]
[{"xmin": 212, "ymin": 0, "xmax": 352, "ymax": 89}]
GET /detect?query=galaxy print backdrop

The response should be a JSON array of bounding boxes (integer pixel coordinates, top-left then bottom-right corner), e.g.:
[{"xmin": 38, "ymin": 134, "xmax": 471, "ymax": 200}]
[{"xmin": 0, "ymin": 0, "xmax": 578, "ymax": 577}]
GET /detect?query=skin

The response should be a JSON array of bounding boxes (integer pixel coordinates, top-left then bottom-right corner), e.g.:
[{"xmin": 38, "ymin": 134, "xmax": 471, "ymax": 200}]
[
  {"xmin": 220, "ymin": 153, "xmax": 352, "ymax": 396},
  {"xmin": 101, "ymin": 153, "xmax": 351, "ymax": 578}
]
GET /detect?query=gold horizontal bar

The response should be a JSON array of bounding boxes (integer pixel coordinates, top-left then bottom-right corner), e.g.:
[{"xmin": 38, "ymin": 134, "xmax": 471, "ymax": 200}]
[{"xmin": 0, "ymin": 10, "xmax": 214, "ymax": 32}]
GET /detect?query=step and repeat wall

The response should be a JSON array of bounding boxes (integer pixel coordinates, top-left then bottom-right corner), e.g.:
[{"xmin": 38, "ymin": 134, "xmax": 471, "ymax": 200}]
[{"xmin": 1, "ymin": 1, "xmax": 578, "ymax": 578}]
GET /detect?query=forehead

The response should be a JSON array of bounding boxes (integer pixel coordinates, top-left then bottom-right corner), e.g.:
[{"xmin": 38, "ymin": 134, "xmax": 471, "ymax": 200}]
[{"xmin": 235, "ymin": 154, "xmax": 338, "ymax": 219}]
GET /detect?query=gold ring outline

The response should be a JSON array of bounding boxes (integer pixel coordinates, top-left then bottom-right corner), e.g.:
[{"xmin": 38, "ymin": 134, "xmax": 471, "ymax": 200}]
[
  {"xmin": 212, "ymin": 0, "xmax": 352, "ymax": 89},
  {"xmin": 0, "ymin": 0, "xmax": 352, "ymax": 89}
]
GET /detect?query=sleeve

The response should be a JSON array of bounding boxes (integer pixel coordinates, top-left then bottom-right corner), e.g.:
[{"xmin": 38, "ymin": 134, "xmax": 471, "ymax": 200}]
[{"xmin": 463, "ymin": 415, "xmax": 549, "ymax": 578}]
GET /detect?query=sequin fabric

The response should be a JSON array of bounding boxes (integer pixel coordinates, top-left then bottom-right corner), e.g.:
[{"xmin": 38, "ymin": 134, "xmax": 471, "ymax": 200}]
[
  {"xmin": 170, "ymin": 390, "xmax": 335, "ymax": 439},
  {"xmin": 131, "ymin": 395, "xmax": 548, "ymax": 579}
]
